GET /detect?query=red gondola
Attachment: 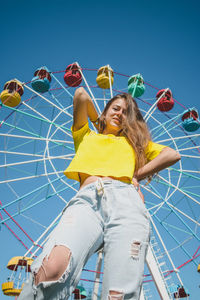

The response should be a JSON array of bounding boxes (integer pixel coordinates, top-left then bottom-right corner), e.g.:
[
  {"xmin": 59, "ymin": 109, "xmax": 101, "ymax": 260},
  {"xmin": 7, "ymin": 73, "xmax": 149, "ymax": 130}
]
[
  {"xmin": 156, "ymin": 89, "xmax": 174, "ymax": 112},
  {"xmin": 174, "ymin": 286, "xmax": 190, "ymax": 298},
  {"xmin": 64, "ymin": 63, "xmax": 82, "ymax": 87}
]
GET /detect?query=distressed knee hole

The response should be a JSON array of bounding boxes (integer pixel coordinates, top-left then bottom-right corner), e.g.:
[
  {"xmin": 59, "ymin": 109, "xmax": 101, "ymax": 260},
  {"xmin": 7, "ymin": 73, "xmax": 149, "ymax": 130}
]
[
  {"xmin": 131, "ymin": 241, "xmax": 141, "ymax": 259},
  {"xmin": 34, "ymin": 245, "xmax": 71, "ymax": 285},
  {"xmin": 108, "ymin": 290, "xmax": 124, "ymax": 300}
]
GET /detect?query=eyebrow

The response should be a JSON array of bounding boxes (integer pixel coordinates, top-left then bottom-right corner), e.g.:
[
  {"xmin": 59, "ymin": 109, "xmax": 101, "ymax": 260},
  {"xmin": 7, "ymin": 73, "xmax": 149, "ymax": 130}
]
[
  {"xmin": 113, "ymin": 104, "xmax": 127, "ymax": 112},
  {"xmin": 114, "ymin": 104, "xmax": 125, "ymax": 108}
]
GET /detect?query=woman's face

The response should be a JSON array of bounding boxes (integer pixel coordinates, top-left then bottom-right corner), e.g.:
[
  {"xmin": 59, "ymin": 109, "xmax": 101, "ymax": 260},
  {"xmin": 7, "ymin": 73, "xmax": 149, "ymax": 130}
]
[{"xmin": 103, "ymin": 98, "xmax": 127, "ymax": 135}]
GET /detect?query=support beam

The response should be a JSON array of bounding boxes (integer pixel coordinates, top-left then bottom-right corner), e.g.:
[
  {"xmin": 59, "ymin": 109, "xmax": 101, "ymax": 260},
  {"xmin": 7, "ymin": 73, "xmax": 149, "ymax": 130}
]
[
  {"xmin": 139, "ymin": 288, "xmax": 145, "ymax": 300},
  {"xmin": 146, "ymin": 246, "xmax": 172, "ymax": 300},
  {"xmin": 92, "ymin": 251, "xmax": 103, "ymax": 300}
]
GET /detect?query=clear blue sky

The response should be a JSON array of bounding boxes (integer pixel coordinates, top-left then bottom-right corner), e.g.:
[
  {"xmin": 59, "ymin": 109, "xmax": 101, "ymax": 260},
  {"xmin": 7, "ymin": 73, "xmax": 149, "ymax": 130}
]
[{"xmin": 1, "ymin": 0, "xmax": 200, "ymax": 299}]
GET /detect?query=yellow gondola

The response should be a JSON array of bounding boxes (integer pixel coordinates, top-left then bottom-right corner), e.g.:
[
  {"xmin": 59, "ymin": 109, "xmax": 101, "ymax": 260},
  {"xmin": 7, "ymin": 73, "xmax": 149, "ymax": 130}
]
[
  {"xmin": 0, "ymin": 79, "xmax": 24, "ymax": 107},
  {"xmin": 198, "ymin": 263, "xmax": 200, "ymax": 272},
  {"xmin": 2, "ymin": 281, "xmax": 23, "ymax": 296},
  {"xmin": 7, "ymin": 256, "xmax": 33, "ymax": 272},
  {"xmin": 1, "ymin": 256, "xmax": 33, "ymax": 296},
  {"xmin": 96, "ymin": 65, "xmax": 114, "ymax": 89}
]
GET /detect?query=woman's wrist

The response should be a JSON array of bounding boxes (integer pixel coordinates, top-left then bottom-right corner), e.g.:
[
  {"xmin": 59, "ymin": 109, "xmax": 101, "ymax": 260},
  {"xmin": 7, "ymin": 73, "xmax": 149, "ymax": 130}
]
[{"xmin": 134, "ymin": 170, "xmax": 141, "ymax": 181}]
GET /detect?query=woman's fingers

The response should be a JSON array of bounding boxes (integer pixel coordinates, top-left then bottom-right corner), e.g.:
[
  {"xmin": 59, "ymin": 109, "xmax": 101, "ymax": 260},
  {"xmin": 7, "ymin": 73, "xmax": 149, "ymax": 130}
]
[
  {"xmin": 138, "ymin": 189, "xmax": 145, "ymax": 203},
  {"xmin": 132, "ymin": 177, "xmax": 145, "ymax": 203},
  {"xmin": 132, "ymin": 177, "xmax": 139, "ymax": 190}
]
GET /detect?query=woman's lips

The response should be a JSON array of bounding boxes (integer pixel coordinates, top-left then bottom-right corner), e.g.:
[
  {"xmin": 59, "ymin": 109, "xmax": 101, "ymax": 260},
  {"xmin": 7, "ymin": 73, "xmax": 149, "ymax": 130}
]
[{"xmin": 113, "ymin": 117, "xmax": 120, "ymax": 123}]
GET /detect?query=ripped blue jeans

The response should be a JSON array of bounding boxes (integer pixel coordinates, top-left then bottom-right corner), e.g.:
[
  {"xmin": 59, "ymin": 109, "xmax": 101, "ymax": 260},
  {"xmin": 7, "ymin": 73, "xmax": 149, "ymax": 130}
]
[{"xmin": 19, "ymin": 179, "xmax": 150, "ymax": 300}]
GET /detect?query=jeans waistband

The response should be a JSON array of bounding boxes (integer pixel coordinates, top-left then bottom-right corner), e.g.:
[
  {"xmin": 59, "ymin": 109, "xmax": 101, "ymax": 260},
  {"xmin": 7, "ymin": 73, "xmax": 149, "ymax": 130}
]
[{"xmin": 79, "ymin": 178, "xmax": 133, "ymax": 194}]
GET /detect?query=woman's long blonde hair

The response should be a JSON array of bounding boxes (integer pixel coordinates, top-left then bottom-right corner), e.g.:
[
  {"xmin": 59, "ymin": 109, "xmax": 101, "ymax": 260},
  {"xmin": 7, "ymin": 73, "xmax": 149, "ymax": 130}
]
[{"xmin": 98, "ymin": 93, "xmax": 151, "ymax": 171}]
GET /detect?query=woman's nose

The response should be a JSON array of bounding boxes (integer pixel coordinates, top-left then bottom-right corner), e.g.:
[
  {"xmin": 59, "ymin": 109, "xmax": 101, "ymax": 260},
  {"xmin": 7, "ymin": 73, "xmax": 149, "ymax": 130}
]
[{"xmin": 115, "ymin": 110, "xmax": 122, "ymax": 117}]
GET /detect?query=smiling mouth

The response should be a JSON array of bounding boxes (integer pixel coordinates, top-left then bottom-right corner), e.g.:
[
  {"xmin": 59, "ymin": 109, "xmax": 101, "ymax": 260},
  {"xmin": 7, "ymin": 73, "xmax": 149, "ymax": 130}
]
[{"xmin": 113, "ymin": 118, "xmax": 120, "ymax": 122}]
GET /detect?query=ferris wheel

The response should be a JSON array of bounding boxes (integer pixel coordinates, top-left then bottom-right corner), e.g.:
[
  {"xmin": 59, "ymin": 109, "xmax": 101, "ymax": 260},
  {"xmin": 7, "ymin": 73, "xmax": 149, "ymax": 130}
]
[{"xmin": 0, "ymin": 63, "xmax": 200, "ymax": 299}]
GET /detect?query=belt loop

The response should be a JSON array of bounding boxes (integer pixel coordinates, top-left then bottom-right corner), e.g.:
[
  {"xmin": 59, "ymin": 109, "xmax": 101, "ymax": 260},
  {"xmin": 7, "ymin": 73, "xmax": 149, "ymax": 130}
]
[{"xmin": 96, "ymin": 178, "xmax": 104, "ymax": 196}]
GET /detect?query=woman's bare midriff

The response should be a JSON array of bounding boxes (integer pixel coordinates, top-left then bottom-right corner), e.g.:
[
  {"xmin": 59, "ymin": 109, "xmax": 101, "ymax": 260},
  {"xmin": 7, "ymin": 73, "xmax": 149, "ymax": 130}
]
[
  {"xmin": 79, "ymin": 173, "xmax": 130, "ymax": 189},
  {"xmin": 79, "ymin": 173, "xmax": 145, "ymax": 204}
]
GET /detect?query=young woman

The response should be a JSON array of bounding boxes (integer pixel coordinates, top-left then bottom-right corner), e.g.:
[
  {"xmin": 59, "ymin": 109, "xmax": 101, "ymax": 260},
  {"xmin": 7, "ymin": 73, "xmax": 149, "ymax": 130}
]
[{"xmin": 19, "ymin": 87, "xmax": 180, "ymax": 300}]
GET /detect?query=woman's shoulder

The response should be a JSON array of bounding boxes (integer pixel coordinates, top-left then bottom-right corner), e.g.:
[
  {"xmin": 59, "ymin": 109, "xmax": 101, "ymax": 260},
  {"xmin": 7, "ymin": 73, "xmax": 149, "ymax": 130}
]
[{"xmin": 145, "ymin": 140, "xmax": 166, "ymax": 160}]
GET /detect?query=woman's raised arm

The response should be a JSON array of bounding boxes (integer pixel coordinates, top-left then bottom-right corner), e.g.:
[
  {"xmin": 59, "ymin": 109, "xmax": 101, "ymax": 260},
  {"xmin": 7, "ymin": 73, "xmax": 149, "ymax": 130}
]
[
  {"xmin": 135, "ymin": 147, "xmax": 181, "ymax": 181},
  {"xmin": 73, "ymin": 87, "xmax": 99, "ymax": 131}
]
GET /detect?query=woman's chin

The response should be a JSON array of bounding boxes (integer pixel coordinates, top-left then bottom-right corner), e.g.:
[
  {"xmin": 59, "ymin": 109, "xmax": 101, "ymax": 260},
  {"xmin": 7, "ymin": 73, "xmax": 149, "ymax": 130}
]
[{"xmin": 111, "ymin": 121, "xmax": 121, "ymax": 128}]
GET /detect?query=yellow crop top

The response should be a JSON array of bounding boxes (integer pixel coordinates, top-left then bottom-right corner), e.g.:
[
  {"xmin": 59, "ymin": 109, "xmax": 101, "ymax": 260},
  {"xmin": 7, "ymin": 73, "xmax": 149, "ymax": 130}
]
[{"xmin": 64, "ymin": 123, "xmax": 166, "ymax": 182}]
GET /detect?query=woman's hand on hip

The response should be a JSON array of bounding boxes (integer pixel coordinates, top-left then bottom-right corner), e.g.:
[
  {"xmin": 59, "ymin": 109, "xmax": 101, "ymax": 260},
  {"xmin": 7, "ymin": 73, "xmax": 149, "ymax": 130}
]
[{"xmin": 132, "ymin": 177, "xmax": 145, "ymax": 203}]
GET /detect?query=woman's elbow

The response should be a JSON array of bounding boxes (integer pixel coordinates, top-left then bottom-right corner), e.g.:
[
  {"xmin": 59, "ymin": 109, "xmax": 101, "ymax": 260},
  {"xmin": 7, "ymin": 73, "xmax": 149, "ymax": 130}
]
[
  {"xmin": 173, "ymin": 151, "xmax": 181, "ymax": 163},
  {"xmin": 176, "ymin": 152, "xmax": 181, "ymax": 161},
  {"xmin": 74, "ymin": 87, "xmax": 86, "ymax": 97},
  {"xmin": 73, "ymin": 87, "xmax": 87, "ymax": 103},
  {"xmin": 165, "ymin": 147, "xmax": 181, "ymax": 163},
  {"xmin": 74, "ymin": 87, "xmax": 86, "ymax": 99}
]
